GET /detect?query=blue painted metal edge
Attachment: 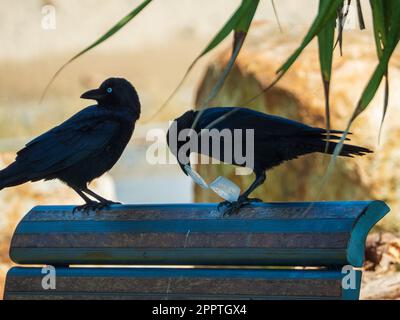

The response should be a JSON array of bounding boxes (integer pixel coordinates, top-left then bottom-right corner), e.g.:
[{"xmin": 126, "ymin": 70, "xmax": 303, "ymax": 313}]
[{"xmin": 347, "ymin": 200, "xmax": 390, "ymax": 267}]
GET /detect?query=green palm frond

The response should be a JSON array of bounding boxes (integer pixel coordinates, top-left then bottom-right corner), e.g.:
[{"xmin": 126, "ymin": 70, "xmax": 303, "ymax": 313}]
[
  {"xmin": 148, "ymin": 0, "xmax": 259, "ymax": 123},
  {"xmin": 40, "ymin": 0, "xmax": 153, "ymax": 103}
]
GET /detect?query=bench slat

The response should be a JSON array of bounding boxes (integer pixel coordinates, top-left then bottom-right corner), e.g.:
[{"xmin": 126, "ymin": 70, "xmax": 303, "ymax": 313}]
[
  {"xmin": 4, "ymin": 267, "xmax": 361, "ymax": 300},
  {"xmin": 9, "ymin": 248, "xmax": 347, "ymax": 266},
  {"xmin": 9, "ymin": 201, "xmax": 389, "ymax": 267}
]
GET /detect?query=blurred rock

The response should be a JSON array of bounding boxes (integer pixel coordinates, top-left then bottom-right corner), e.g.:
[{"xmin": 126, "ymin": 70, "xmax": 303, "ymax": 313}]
[
  {"xmin": 365, "ymin": 232, "xmax": 400, "ymax": 272},
  {"xmin": 361, "ymin": 271, "xmax": 400, "ymax": 300},
  {"xmin": 194, "ymin": 24, "xmax": 400, "ymax": 231}
]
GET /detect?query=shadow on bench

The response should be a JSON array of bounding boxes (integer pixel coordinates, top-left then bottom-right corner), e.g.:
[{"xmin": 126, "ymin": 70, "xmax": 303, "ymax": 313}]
[{"xmin": 4, "ymin": 201, "xmax": 390, "ymax": 300}]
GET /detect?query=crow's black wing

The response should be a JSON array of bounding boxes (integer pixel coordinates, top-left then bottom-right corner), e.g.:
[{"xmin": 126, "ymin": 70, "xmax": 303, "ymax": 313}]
[
  {"xmin": 195, "ymin": 107, "xmax": 311, "ymax": 135},
  {"xmin": 195, "ymin": 107, "xmax": 358, "ymax": 167},
  {"xmin": 15, "ymin": 106, "xmax": 121, "ymax": 179},
  {"xmin": 196, "ymin": 107, "xmax": 346, "ymax": 136}
]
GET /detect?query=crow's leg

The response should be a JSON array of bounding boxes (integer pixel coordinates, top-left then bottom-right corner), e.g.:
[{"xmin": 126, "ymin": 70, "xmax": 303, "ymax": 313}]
[
  {"xmin": 219, "ymin": 171, "xmax": 266, "ymax": 216},
  {"xmin": 238, "ymin": 171, "xmax": 266, "ymax": 203},
  {"xmin": 71, "ymin": 187, "xmax": 101, "ymax": 213},
  {"xmin": 82, "ymin": 187, "xmax": 121, "ymax": 206}
]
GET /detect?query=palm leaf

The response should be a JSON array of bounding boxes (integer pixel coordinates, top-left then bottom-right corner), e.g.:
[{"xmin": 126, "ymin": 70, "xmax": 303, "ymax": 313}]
[
  {"xmin": 191, "ymin": 0, "xmax": 259, "ymax": 129},
  {"xmin": 200, "ymin": 0, "xmax": 259, "ymax": 108},
  {"xmin": 317, "ymin": 0, "xmax": 336, "ymax": 151},
  {"xmin": 243, "ymin": 0, "xmax": 343, "ymax": 106},
  {"xmin": 317, "ymin": 0, "xmax": 400, "ymax": 198},
  {"xmin": 356, "ymin": 0, "xmax": 366, "ymax": 29},
  {"xmin": 271, "ymin": 0, "xmax": 283, "ymax": 32},
  {"xmin": 147, "ymin": 0, "xmax": 259, "ymax": 122},
  {"xmin": 276, "ymin": 0, "xmax": 343, "ymax": 75},
  {"xmin": 333, "ymin": 0, "xmax": 350, "ymax": 56},
  {"xmin": 40, "ymin": 0, "xmax": 153, "ymax": 103},
  {"xmin": 353, "ymin": 1, "xmax": 400, "ymax": 121},
  {"xmin": 370, "ymin": 0, "xmax": 390, "ymax": 142}
]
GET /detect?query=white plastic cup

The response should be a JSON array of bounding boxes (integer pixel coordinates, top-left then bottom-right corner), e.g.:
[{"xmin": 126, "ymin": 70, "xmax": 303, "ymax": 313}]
[{"xmin": 209, "ymin": 176, "xmax": 241, "ymax": 202}]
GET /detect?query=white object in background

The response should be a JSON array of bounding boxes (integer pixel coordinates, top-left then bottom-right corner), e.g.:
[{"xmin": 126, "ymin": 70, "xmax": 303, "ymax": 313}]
[
  {"xmin": 209, "ymin": 176, "xmax": 241, "ymax": 202},
  {"xmin": 184, "ymin": 165, "xmax": 209, "ymax": 189}
]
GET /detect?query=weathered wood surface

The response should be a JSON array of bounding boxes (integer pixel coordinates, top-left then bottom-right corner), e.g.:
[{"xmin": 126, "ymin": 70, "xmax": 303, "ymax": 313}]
[
  {"xmin": 9, "ymin": 201, "xmax": 389, "ymax": 267},
  {"xmin": 4, "ymin": 267, "xmax": 361, "ymax": 300}
]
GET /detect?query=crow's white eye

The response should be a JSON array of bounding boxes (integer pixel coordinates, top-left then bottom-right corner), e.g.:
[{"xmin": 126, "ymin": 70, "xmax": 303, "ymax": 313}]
[{"xmin": 106, "ymin": 87, "xmax": 113, "ymax": 93}]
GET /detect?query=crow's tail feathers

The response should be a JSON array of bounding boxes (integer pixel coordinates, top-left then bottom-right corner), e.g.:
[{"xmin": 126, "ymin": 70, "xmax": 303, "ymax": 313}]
[
  {"xmin": 0, "ymin": 162, "xmax": 29, "ymax": 190},
  {"xmin": 323, "ymin": 142, "xmax": 372, "ymax": 157},
  {"xmin": 302, "ymin": 128, "xmax": 372, "ymax": 157}
]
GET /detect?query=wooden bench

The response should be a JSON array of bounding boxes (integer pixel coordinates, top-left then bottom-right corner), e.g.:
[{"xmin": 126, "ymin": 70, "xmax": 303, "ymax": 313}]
[{"xmin": 4, "ymin": 201, "xmax": 389, "ymax": 300}]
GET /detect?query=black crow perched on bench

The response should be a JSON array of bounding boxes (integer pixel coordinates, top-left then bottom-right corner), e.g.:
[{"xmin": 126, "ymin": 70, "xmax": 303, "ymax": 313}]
[
  {"xmin": 167, "ymin": 107, "xmax": 372, "ymax": 215},
  {"xmin": 0, "ymin": 78, "xmax": 140, "ymax": 212}
]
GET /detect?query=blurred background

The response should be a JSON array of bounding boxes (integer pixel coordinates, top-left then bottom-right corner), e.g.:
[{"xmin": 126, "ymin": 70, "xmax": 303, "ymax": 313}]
[{"xmin": 1, "ymin": 0, "xmax": 400, "ymax": 299}]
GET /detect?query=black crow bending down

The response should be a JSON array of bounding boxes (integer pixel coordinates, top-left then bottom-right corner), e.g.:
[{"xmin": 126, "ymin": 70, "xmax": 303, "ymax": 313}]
[
  {"xmin": 167, "ymin": 107, "xmax": 372, "ymax": 215},
  {"xmin": 0, "ymin": 78, "xmax": 140, "ymax": 211}
]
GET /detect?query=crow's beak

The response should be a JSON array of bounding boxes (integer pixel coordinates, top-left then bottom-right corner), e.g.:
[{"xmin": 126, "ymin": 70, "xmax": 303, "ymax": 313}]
[{"xmin": 80, "ymin": 88, "xmax": 105, "ymax": 100}]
